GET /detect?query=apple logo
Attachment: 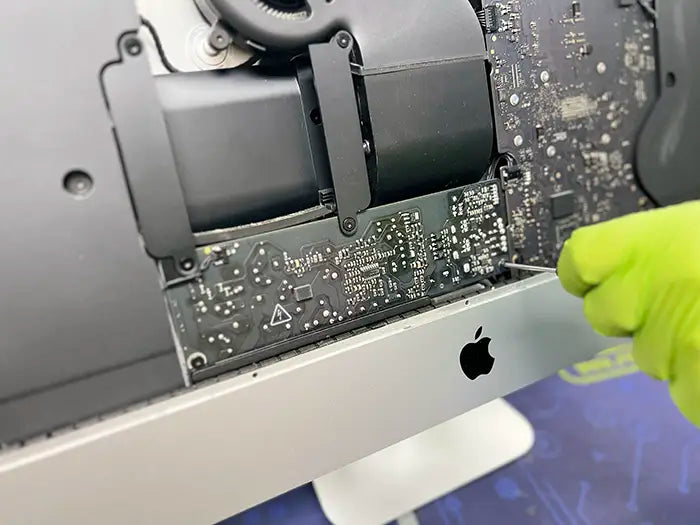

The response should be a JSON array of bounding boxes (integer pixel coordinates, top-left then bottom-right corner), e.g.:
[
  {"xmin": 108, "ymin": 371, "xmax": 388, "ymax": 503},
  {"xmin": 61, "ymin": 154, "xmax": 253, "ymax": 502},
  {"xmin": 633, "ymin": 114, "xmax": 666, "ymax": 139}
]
[{"xmin": 459, "ymin": 326, "xmax": 495, "ymax": 380}]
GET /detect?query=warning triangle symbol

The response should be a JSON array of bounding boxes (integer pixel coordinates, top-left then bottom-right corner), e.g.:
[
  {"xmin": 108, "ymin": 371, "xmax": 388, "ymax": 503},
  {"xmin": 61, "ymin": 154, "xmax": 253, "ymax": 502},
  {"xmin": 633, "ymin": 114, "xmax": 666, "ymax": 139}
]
[{"xmin": 270, "ymin": 303, "xmax": 292, "ymax": 327}]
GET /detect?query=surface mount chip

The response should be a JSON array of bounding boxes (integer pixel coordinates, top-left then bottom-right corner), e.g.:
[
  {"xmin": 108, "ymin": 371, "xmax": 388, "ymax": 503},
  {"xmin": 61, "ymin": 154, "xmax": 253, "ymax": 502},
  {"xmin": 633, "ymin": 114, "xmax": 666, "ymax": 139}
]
[{"xmin": 550, "ymin": 191, "xmax": 576, "ymax": 220}]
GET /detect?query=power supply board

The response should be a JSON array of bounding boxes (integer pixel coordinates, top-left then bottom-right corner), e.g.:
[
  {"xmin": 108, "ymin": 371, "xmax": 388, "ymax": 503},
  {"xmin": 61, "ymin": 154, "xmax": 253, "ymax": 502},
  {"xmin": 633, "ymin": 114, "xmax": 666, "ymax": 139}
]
[
  {"xmin": 166, "ymin": 181, "xmax": 508, "ymax": 380},
  {"xmin": 483, "ymin": 0, "xmax": 658, "ymax": 266}
]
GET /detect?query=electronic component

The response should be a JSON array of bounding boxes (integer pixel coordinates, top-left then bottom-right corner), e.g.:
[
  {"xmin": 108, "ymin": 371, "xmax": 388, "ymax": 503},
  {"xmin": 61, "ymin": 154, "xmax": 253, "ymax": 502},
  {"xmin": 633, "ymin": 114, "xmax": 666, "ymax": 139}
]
[
  {"xmin": 293, "ymin": 284, "xmax": 314, "ymax": 302},
  {"xmin": 572, "ymin": 1, "xmax": 582, "ymax": 18},
  {"xmin": 480, "ymin": 6, "xmax": 500, "ymax": 33},
  {"xmin": 580, "ymin": 43, "xmax": 594, "ymax": 56},
  {"xmin": 550, "ymin": 191, "xmax": 577, "ymax": 220},
  {"xmin": 166, "ymin": 181, "xmax": 508, "ymax": 380},
  {"xmin": 560, "ymin": 95, "xmax": 598, "ymax": 121},
  {"xmin": 500, "ymin": 165, "xmax": 524, "ymax": 180}
]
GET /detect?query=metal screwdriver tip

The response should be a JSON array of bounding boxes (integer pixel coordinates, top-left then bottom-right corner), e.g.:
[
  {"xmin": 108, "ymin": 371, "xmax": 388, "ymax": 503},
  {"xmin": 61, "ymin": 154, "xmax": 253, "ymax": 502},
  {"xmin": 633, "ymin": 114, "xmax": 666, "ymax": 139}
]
[{"xmin": 502, "ymin": 262, "xmax": 557, "ymax": 274}]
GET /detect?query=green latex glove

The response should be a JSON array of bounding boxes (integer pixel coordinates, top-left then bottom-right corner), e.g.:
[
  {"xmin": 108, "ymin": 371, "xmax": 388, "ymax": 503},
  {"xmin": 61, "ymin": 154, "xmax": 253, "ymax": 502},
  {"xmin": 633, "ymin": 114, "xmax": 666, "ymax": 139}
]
[{"xmin": 557, "ymin": 201, "xmax": 700, "ymax": 426}]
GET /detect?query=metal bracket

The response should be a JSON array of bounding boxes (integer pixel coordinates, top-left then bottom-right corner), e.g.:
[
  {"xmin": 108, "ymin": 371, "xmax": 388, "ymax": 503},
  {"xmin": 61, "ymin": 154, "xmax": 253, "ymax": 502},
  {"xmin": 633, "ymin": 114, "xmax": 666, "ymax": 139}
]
[
  {"xmin": 309, "ymin": 32, "xmax": 372, "ymax": 235},
  {"xmin": 102, "ymin": 32, "xmax": 196, "ymax": 277}
]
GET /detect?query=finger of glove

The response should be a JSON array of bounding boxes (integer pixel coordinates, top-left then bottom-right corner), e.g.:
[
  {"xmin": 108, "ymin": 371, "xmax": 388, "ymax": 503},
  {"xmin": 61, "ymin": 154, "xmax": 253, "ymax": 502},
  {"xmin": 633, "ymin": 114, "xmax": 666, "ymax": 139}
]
[
  {"xmin": 669, "ymin": 347, "xmax": 700, "ymax": 427},
  {"xmin": 632, "ymin": 284, "xmax": 696, "ymax": 381},
  {"xmin": 668, "ymin": 295, "xmax": 700, "ymax": 426},
  {"xmin": 558, "ymin": 212, "xmax": 649, "ymax": 297},
  {"xmin": 582, "ymin": 266, "xmax": 644, "ymax": 337}
]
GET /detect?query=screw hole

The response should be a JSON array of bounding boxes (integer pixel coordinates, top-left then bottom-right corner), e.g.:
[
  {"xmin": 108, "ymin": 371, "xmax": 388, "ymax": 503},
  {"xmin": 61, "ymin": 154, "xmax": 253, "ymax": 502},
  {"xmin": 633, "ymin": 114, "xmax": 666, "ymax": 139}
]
[
  {"xmin": 310, "ymin": 108, "xmax": 322, "ymax": 125},
  {"xmin": 178, "ymin": 257, "xmax": 195, "ymax": 273},
  {"xmin": 187, "ymin": 352, "xmax": 207, "ymax": 370},
  {"xmin": 666, "ymin": 72, "xmax": 676, "ymax": 88},
  {"xmin": 63, "ymin": 170, "xmax": 94, "ymax": 199},
  {"xmin": 124, "ymin": 37, "xmax": 142, "ymax": 56},
  {"xmin": 252, "ymin": 372, "xmax": 258, "ymax": 378}
]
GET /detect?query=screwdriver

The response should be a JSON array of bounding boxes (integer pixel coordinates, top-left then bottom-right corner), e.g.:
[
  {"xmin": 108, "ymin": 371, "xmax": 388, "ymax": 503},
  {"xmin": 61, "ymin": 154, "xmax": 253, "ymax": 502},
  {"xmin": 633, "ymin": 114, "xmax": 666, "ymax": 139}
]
[{"xmin": 501, "ymin": 261, "xmax": 557, "ymax": 274}]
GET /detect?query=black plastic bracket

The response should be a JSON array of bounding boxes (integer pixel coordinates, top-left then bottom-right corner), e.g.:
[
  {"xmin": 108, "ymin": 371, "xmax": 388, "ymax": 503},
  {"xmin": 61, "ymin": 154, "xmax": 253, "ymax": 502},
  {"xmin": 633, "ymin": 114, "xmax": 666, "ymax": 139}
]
[
  {"xmin": 309, "ymin": 32, "xmax": 372, "ymax": 235},
  {"xmin": 102, "ymin": 32, "xmax": 196, "ymax": 278}
]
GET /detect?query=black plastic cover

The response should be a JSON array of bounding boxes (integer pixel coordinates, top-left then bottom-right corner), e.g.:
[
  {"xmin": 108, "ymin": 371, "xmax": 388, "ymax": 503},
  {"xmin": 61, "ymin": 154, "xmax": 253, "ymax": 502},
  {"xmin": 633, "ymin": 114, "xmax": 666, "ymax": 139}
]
[
  {"xmin": 365, "ymin": 58, "xmax": 493, "ymax": 205},
  {"xmin": 636, "ymin": 0, "xmax": 700, "ymax": 205},
  {"xmin": 156, "ymin": 68, "xmax": 321, "ymax": 231},
  {"xmin": 0, "ymin": 0, "xmax": 185, "ymax": 443}
]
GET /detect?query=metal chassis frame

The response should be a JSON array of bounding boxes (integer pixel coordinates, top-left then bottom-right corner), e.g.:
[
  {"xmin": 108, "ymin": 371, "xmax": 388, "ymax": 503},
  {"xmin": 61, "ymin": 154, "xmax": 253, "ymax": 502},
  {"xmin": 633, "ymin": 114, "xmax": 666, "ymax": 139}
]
[{"xmin": 0, "ymin": 275, "xmax": 614, "ymax": 525}]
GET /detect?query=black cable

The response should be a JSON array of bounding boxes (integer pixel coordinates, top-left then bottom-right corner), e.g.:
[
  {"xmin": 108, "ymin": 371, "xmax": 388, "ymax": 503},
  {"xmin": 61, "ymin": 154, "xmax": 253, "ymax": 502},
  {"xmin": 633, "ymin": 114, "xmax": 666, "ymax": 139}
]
[{"xmin": 139, "ymin": 15, "xmax": 181, "ymax": 73}]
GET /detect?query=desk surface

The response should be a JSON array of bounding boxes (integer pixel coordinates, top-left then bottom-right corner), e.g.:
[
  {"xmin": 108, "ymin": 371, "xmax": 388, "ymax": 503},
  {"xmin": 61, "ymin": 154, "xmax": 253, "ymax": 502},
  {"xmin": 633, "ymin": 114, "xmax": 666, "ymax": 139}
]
[{"xmin": 221, "ymin": 346, "xmax": 700, "ymax": 525}]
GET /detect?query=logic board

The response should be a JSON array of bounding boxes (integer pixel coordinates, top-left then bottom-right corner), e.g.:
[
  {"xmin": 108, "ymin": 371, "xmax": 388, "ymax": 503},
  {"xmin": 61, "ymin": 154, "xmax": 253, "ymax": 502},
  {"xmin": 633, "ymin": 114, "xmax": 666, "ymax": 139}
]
[
  {"xmin": 166, "ymin": 182, "xmax": 507, "ymax": 380},
  {"xmin": 483, "ymin": 0, "xmax": 658, "ymax": 265}
]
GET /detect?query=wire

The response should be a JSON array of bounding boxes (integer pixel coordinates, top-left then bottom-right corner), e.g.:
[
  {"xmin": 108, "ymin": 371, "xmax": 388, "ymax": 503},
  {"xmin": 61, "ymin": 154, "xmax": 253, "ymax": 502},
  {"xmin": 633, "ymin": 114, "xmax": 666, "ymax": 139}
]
[{"xmin": 139, "ymin": 15, "xmax": 181, "ymax": 73}]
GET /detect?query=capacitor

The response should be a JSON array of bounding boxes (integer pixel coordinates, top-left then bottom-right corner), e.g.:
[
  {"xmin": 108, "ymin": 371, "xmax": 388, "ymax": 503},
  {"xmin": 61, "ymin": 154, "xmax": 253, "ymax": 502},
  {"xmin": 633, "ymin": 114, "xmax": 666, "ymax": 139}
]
[{"xmin": 572, "ymin": 1, "xmax": 581, "ymax": 17}]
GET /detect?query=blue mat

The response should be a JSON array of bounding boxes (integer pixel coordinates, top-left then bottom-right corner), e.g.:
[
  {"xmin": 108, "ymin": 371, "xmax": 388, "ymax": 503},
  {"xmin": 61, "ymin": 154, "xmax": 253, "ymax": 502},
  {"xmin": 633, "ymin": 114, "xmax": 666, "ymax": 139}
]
[{"xmin": 221, "ymin": 346, "xmax": 700, "ymax": 525}]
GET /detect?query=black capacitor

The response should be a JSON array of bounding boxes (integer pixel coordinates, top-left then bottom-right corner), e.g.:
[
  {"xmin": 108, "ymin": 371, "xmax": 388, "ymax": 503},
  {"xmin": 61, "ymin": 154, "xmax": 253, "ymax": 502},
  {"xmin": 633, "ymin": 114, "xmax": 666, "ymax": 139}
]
[{"xmin": 572, "ymin": 1, "xmax": 582, "ymax": 17}]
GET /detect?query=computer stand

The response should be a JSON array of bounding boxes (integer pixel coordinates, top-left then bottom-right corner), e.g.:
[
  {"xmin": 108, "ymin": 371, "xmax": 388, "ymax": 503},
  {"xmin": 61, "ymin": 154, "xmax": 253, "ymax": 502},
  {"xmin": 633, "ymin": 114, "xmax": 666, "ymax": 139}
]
[{"xmin": 313, "ymin": 399, "xmax": 534, "ymax": 525}]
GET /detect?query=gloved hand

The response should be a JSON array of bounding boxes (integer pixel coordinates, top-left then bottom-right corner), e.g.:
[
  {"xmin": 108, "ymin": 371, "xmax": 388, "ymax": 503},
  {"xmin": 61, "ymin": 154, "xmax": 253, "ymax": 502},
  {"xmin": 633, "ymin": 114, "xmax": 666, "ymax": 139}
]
[{"xmin": 557, "ymin": 201, "xmax": 700, "ymax": 426}]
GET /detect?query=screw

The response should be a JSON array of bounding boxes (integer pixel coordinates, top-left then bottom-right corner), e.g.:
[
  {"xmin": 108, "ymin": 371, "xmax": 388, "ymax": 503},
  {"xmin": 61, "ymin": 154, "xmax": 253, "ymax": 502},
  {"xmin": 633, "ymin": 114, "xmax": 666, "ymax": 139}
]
[
  {"xmin": 208, "ymin": 29, "xmax": 230, "ymax": 51},
  {"xmin": 342, "ymin": 217, "xmax": 356, "ymax": 232},
  {"xmin": 179, "ymin": 257, "xmax": 195, "ymax": 273},
  {"xmin": 124, "ymin": 37, "xmax": 142, "ymax": 56},
  {"xmin": 362, "ymin": 140, "xmax": 371, "ymax": 155},
  {"xmin": 337, "ymin": 32, "xmax": 351, "ymax": 49}
]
